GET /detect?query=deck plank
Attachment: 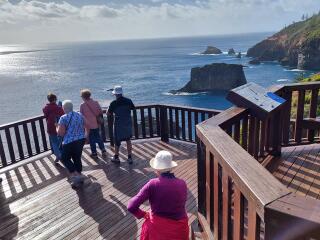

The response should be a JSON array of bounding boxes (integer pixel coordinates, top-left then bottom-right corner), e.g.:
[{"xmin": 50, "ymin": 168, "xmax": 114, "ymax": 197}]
[
  {"xmin": 272, "ymin": 144, "xmax": 320, "ymax": 199},
  {"xmin": 0, "ymin": 139, "xmax": 197, "ymax": 240}
]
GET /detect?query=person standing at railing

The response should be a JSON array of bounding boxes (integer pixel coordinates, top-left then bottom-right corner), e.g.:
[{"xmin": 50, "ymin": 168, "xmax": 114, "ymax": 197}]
[
  {"xmin": 57, "ymin": 100, "xmax": 86, "ymax": 188},
  {"xmin": 80, "ymin": 89, "xmax": 107, "ymax": 158},
  {"xmin": 107, "ymin": 86, "xmax": 135, "ymax": 164},
  {"xmin": 127, "ymin": 150, "xmax": 189, "ymax": 240},
  {"xmin": 43, "ymin": 93, "xmax": 64, "ymax": 163}
]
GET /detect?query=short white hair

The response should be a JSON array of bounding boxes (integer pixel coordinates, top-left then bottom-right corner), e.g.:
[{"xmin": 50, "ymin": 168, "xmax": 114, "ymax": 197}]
[{"xmin": 62, "ymin": 100, "xmax": 73, "ymax": 113}]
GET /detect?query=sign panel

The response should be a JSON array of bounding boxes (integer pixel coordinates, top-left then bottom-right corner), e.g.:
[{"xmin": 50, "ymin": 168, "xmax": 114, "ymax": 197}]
[{"xmin": 226, "ymin": 82, "xmax": 286, "ymax": 119}]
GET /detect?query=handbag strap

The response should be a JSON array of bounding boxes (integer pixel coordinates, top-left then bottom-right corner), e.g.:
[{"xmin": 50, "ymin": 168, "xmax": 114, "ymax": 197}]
[{"xmin": 62, "ymin": 112, "xmax": 74, "ymax": 141}]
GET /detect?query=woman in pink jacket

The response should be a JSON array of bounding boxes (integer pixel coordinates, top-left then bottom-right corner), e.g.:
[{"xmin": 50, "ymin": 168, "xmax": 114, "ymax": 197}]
[{"xmin": 80, "ymin": 89, "xmax": 106, "ymax": 158}]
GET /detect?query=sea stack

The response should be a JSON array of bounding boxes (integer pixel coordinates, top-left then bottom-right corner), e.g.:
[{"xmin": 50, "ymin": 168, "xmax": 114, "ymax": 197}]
[
  {"xmin": 236, "ymin": 52, "xmax": 242, "ymax": 58},
  {"xmin": 201, "ymin": 46, "xmax": 222, "ymax": 54},
  {"xmin": 228, "ymin": 48, "xmax": 236, "ymax": 55},
  {"xmin": 172, "ymin": 63, "xmax": 247, "ymax": 93}
]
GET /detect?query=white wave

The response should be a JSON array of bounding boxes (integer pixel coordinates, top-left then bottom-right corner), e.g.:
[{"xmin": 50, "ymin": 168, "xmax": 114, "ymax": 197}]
[
  {"xmin": 284, "ymin": 68, "xmax": 305, "ymax": 72},
  {"xmin": 21, "ymin": 70, "xmax": 78, "ymax": 79},
  {"xmin": 277, "ymin": 79, "xmax": 290, "ymax": 82},
  {"xmin": 189, "ymin": 52, "xmax": 223, "ymax": 56},
  {"xmin": 23, "ymin": 70, "xmax": 46, "ymax": 76},
  {"xmin": 189, "ymin": 52, "xmax": 201, "ymax": 55},
  {"xmin": 163, "ymin": 91, "xmax": 207, "ymax": 96}
]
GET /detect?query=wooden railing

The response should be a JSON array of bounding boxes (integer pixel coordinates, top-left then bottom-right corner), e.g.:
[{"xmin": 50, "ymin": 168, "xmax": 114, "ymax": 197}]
[
  {"xmin": 0, "ymin": 115, "xmax": 49, "ymax": 168},
  {"xmin": 195, "ymin": 82, "xmax": 320, "ymax": 239},
  {"xmin": 196, "ymin": 109, "xmax": 290, "ymax": 239},
  {"xmin": 214, "ymin": 107, "xmax": 281, "ymax": 162},
  {"xmin": 0, "ymin": 104, "xmax": 220, "ymax": 168},
  {"xmin": 275, "ymin": 82, "xmax": 320, "ymax": 146}
]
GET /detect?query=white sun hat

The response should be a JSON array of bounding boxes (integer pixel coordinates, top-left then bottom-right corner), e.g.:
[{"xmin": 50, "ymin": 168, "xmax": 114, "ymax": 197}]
[
  {"xmin": 150, "ymin": 150, "xmax": 177, "ymax": 172},
  {"xmin": 112, "ymin": 85, "xmax": 123, "ymax": 95}
]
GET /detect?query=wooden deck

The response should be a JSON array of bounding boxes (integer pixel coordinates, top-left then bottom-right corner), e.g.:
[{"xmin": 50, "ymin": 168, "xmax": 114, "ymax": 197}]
[
  {"xmin": 272, "ymin": 143, "xmax": 320, "ymax": 199},
  {"xmin": 0, "ymin": 139, "xmax": 197, "ymax": 240}
]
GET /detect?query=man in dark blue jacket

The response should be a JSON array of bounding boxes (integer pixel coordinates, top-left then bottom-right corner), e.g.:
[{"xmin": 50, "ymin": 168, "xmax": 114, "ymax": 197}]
[{"xmin": 107, "ymin": 86, "xmax": 135, "ymax": 164}]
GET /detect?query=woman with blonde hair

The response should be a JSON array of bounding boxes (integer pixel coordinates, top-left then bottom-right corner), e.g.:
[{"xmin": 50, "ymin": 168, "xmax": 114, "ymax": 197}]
[
  {"xmin": 80, "ymin": 89, "xmax": 106, "ymax": 158},
  {"xmin": 127, "ymin": 150, "xmax": 189, "ymax": 240}
]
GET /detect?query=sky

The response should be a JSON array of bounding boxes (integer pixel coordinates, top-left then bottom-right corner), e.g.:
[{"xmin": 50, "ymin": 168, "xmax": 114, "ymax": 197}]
[{"xmin": 0, "ymin": 0, "xmax": 319, "ymax": 43}]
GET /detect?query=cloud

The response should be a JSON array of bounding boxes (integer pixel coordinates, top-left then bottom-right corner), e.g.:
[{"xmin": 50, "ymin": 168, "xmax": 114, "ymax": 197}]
[
  {"xmin": 80, "ymin": 5, "xmax": 118, "ymax": 19},
  {"xmin": 0, "ymin": 0, "xmax": 319, "ymax": 43},
  {"xmin": 0, "ymin": 0, "xmax": 119, "ymax": 23}
]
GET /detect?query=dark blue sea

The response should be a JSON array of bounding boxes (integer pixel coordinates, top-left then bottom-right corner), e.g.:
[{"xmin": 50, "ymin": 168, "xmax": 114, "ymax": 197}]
[{"xmin": 0, "ymin": 32, "xmax": 315, "ymax": 124}]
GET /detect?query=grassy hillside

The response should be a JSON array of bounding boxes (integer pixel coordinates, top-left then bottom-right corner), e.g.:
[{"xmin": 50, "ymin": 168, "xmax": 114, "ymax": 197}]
[
  {"xmin": 248, "ymin": 13, "xmax": 320, "ymax": 70},
  {"xmin": 278, "ymin": 13, "xmax": 320, "ymax": 44}
]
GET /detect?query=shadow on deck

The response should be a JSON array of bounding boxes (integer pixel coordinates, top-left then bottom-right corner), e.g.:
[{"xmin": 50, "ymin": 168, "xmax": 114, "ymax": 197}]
[{"xmin": 0, "ymin": 139, "xmax": 197, "ymax": 240}]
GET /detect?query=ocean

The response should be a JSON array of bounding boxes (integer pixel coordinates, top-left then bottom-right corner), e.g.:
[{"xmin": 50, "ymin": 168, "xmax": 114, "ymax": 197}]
[{"xmin": 0, "ymin": 32, "xmax": 315, "ymax": 124}]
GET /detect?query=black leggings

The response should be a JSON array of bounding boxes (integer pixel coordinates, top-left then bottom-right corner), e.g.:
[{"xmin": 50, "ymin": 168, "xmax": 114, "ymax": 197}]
[{"xmin": 61, "ymin": 139, "xmax": 85, "ymax": 173}]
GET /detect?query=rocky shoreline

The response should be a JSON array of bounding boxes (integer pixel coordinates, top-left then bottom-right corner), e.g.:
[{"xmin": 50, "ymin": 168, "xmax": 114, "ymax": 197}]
[{"xmin": 247, "ymin": 13, "xmax": 320, "ymax": 71}]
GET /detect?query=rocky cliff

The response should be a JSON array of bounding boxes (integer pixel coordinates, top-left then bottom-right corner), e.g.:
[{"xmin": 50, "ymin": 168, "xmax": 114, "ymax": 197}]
[
  {"xmin": 247, "ymin": 13, "xmax": 320, "ymax": 70},
  {"xmin": 173, "ymin": 63, "xmax": 247, "ymax": 93}
]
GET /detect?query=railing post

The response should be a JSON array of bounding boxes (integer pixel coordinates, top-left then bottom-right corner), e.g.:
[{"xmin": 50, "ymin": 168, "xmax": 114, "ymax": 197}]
[
  {"xmin": 265, "ymin": 194, "xmax": 320, "ymax": 240},
  {"xmin": 197, "ymin": 137, "xmax": 206, "ymax": 216},
  {"xmin": 159, "ymin": 106, "xmax": 169, "ymax": 142},
  {"xmin": 271, "ymin": 111, "xmax": 282, "ymax": 156},
  {"xmin": 107, "ymin": 114, "xmax": 114, "ymax": 147},
  {"xmin": 281, "ymin": 89, "xmax": 292, "ymax": 145}
]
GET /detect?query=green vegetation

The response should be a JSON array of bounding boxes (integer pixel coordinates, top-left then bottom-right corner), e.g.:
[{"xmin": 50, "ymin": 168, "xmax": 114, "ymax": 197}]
[
  {"xmin": 299, "ymin": 73, "xmax": 320, "ymax": 82},
  {"xmin": 291, "ymin": 73, "xmax": 320, "ymax": 118},
  {"xmin": 279, "ymin": 13, "xmax": 320, "ymax": 43}
]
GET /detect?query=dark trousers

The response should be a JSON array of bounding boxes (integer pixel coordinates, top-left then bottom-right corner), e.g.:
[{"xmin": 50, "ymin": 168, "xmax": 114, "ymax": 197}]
[
  {"xmin": 89, "ymin": 128, "xmax": 105, "ymax": 154},
  {"xmin": 61, "ymin": 139, "xmax": 85, "ymax": 173}
]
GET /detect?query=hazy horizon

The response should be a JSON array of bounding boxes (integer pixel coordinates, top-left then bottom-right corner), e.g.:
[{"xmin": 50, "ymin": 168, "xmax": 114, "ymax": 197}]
[
  {"xmin": 0, "ymin": 0, "xmax": 319, "ymax": 44},
  {"xmin": 0, "ymin": 31, "xmax": 275, "ymax": 46}
]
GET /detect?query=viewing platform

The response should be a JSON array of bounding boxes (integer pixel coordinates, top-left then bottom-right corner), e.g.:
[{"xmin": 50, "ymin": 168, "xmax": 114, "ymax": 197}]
[
  {"xmin": 0, "ymin": 139, "xmax": 197, "ymax": 239},
  {"xmin": 1, "ymin": 83, "xmax": 320, "ymax": 239}
]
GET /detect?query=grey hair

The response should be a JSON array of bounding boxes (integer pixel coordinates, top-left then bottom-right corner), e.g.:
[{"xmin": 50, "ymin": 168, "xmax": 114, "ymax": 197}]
[{"xmin": 62, "ymin": 100, "xmax": 73, "ymax": 113}]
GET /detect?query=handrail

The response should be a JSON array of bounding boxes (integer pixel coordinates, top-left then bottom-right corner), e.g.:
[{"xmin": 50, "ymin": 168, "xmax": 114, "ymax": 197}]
[
  {"xmin": 0, "ymin": 115, "xmax": 44, "ymax": 130},
  {"xmin": 197, "ymin": 119, "xmax": 289, "ymax": 218},
  {"xmin": 0, "ymin": 104, "xmax": 221, "ymax": 168},
  {"xmin": 102, "ymin": 104, "xmax": 221, "ymax": 114},
  {"xmin": 195, "ymin": 81, "xmax": 320, "ymax": 239}
]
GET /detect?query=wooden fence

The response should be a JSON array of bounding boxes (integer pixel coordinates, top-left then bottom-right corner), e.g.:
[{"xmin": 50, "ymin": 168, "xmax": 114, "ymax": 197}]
[
  {"xmin": 0, "ymin": 104, "xmax": 220, "ymax": 168},
  {"xmin": 275, "ymin": 82, "xmax": 320, "ymax": 146},
  {"xmin": 195, "ymin": 82, "xmax": 320, "ymax": 239}
]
